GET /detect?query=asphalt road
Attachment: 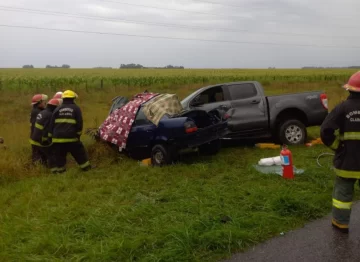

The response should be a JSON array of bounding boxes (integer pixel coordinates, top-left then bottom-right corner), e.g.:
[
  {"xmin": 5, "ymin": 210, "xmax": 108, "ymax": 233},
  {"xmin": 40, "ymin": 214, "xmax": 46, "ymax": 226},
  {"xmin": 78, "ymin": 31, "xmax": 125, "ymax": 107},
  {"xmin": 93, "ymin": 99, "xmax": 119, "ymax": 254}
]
[{"xmin": 224, "ymin": 202, "xmax": 360, "ymax": 262}]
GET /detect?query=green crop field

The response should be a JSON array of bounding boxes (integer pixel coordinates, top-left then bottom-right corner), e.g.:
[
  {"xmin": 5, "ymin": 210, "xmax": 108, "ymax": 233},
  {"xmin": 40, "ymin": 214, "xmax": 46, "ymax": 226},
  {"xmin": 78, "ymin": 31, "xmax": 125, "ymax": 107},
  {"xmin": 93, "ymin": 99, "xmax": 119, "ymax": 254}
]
[
  {"xmin": 0, "ymin": 68, "xmax": 358, "ymax": 92},
  {"xmin": 0, "ymin": 68, "xmax": 359, "ymax": 261}
]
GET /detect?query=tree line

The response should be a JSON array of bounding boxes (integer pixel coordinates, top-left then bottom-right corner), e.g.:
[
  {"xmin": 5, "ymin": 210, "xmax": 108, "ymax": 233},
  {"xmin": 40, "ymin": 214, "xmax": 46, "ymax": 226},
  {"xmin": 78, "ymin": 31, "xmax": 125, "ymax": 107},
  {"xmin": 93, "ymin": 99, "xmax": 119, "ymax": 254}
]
[
  {"xmin": 22, "ymin": 64, "xmax": 184, "ymax": 69},
  {"xmin": 119, "ymin": 64, "xmax": 184, "ymax": 69},
  {"xmin": 22, "ymin": 64, "xmax": 71, "ymax": 68}
]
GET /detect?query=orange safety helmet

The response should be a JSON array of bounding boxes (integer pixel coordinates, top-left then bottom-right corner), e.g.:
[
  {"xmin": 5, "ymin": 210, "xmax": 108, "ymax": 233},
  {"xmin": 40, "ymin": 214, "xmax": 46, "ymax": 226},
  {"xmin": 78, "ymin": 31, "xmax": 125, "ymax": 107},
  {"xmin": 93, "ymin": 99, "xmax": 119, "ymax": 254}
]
[
  {"xmin": 47, "ymin": 98, "xmax": 63, "ymax": 107},
  {"xmin": 343, "ymin": 71, "xmax": 360, "ymax": 92},
  {"xmin": 53, "ymin": 92, "xmax": 63, "ymax": 99},
  {"xmin": 31, "ymin": 94, "xmax": 48, "ymax": 105}
]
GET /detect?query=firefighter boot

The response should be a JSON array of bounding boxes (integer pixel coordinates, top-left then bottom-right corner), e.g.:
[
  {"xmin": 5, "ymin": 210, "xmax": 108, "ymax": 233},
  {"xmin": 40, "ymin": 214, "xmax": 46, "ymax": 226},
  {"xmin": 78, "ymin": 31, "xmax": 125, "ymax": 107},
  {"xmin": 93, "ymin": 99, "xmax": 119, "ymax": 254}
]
[{"xmin": 331, "ymin": 176, "xmax": 357, "ymax": 233}]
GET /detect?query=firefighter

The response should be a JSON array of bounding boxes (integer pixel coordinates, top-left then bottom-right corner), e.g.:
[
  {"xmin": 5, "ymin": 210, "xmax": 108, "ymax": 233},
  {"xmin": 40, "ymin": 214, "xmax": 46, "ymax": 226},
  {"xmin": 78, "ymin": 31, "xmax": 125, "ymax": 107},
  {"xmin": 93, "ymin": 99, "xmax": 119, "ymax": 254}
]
[
  {"xmin": 53, "ymin": 91, "xmax": 63, "ymax": 99},
  {"xmin": 49, "ymin": 90, "xmax": 91, "ymax": 173},
  {"xmin": 29, "ymin": 98, "xmax": 62, "ymax": 168},
  {"xmin": 30, "ymin": 94, "xmax": 48, "ymax": 164},
  {"xmin": 320, "ymin": 71, "xmax": 360, "ymax": 233}
]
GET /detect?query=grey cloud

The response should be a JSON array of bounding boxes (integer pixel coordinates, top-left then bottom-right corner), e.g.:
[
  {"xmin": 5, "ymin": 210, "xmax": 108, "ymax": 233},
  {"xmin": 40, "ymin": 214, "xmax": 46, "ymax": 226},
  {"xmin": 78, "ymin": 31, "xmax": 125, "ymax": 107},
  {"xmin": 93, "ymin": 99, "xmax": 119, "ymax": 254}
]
[{"xmin": 0, "ymin": 0, "xmax": 359, "ymax": 68}]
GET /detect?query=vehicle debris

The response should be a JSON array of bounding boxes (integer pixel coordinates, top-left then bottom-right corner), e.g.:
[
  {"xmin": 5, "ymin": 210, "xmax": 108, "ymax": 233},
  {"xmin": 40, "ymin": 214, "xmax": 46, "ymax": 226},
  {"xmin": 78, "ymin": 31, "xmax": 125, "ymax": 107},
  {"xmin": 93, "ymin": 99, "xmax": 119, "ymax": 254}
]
[
  {"xmin": 305, "ymin": 137, "xmax": 324, "ymax": 147},
  {"xmin": 0, "ymin": 137, "xmax": 7, "ymax": 150},
  {"xmin": 255, "ymin": 143, "xmax": 281, "ymax": 149}
]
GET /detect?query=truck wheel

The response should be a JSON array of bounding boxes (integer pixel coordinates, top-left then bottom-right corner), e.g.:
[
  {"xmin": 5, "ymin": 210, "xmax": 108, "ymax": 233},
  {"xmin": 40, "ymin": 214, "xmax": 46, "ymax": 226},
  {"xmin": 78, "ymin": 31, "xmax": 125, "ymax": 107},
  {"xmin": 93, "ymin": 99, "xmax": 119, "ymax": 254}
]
[
  {"xmin": 199, "ymin": 139, "xmax": 222, "ymax": 155},
  {"xmin": 278, "ymin": 119, "xmax": 307, "ymax": 145},
  {"xmin": 151, "ymin": 144, "xmax": 176, "ymax": 166}
]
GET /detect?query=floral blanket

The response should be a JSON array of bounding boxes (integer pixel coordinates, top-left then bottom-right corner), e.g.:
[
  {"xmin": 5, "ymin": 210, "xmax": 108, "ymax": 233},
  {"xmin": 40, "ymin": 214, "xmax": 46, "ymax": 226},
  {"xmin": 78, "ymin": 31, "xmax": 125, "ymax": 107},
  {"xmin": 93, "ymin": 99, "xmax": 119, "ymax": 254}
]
[{"xmin": 99, "ymin": 92, "xmax": 159, "ymax": 151}]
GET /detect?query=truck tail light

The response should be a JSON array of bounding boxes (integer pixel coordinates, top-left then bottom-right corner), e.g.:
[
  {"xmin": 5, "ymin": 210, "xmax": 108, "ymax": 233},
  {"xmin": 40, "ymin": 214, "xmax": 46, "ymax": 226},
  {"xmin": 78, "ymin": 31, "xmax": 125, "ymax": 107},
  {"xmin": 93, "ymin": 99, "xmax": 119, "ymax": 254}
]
[
  {"xmin": 320, "ymin": 93, "xmax": 328, "ymax": 110},
  {"xmin": 184, "ymin": 121, "xmax": 198, "ymax": 133}
]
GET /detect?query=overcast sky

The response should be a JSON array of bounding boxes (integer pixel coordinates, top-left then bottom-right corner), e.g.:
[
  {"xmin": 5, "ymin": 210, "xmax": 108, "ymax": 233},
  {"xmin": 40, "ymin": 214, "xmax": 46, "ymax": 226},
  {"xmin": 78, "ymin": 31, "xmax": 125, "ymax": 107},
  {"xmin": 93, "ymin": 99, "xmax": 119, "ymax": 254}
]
[{"xmin": 0, "ymin": 0, "xmax": 359, "ymax": 68}]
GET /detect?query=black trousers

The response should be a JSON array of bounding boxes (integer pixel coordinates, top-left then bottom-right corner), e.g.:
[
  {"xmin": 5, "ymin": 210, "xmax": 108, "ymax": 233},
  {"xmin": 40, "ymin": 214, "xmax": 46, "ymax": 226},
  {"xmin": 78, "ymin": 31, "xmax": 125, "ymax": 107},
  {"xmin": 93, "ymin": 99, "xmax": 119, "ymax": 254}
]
[
  {"xmin": 31, "ymin": 145, "xmax": 49, "ymax": 166},
  {"xmin": 32, "ymin": 145, "xmax": 56, "ymax": 169},
  {"xmin": 52, "ymin": 142, "xmax": 90, "ymax": 172}
]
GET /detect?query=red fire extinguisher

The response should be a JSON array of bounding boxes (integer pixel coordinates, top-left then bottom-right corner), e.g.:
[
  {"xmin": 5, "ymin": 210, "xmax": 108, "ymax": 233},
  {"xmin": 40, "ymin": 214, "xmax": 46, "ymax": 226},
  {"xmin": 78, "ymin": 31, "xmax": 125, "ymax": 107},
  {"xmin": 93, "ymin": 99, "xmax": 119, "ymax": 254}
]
[{"xmin": 280, "ymin": 144, "xmax": 294, "ymax": 179}]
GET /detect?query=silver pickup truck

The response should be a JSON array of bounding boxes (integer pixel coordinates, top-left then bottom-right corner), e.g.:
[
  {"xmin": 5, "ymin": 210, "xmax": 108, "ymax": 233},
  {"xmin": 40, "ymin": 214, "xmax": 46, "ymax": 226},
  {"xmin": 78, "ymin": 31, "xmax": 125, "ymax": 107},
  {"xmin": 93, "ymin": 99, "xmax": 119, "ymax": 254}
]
[{"xmin": 181, "ymin": 81, "xmax": 329, "ymax": 145}]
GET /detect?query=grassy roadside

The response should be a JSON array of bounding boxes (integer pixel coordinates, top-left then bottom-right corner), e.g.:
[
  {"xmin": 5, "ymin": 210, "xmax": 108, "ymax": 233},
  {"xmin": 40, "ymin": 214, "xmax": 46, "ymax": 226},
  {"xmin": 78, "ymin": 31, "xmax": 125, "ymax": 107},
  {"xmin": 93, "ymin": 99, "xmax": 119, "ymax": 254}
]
[
  {"xmin": 1, "ymin": 142, "xmax": 353, "ymax": 261},
  {"xmin": 0, "ymin": 80, "xmax": 358, "ymax": 261}
]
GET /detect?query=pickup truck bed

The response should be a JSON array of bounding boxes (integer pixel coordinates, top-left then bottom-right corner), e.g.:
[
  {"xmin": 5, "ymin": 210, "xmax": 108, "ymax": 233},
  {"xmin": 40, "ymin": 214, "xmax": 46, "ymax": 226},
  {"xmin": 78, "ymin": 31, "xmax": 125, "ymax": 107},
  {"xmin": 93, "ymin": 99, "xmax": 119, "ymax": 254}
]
[{"xmin": 181, "ymin": 81, "xmax": 329, "ymax": 145}]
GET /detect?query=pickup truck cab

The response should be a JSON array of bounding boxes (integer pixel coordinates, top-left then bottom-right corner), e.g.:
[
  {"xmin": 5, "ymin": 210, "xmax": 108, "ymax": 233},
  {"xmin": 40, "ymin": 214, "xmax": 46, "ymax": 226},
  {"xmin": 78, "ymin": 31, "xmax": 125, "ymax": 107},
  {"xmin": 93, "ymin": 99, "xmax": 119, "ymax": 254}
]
[{"xmin": 181, "ymin": 81, "xmax": 328, "ymax": 145}]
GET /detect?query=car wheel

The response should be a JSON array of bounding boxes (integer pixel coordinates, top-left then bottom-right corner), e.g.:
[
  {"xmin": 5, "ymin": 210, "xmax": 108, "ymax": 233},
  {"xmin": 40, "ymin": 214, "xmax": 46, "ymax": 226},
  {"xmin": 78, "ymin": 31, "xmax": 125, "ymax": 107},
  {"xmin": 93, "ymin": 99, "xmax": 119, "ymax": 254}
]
[
  {"xmin": 199, "ymin": 139, "xmax": 222, "ymax": 155},
  {"xmin": 151, "ymin": 144, "xmax": 176, "ymax": 166},
  {"xmin": 278, "ymin": 119, "xmax": 307, "ymax": 145}
]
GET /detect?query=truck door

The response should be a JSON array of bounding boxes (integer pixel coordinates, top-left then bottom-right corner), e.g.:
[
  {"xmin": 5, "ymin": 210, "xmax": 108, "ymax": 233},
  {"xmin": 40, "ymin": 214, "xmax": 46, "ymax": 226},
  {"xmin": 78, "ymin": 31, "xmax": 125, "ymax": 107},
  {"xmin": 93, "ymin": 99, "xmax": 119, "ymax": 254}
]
[
  {"xmin": 225, "ymin": 83, "xmax": 268, "ymax": 133},
  {"xmin": 188, "ymin": 85, "xmax": 232, "ymax": 113}
]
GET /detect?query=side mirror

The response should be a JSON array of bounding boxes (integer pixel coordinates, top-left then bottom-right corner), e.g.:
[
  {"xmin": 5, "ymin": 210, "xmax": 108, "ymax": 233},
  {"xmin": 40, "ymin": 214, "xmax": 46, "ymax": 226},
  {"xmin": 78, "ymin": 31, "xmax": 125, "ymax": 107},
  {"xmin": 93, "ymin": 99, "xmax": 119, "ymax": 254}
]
[
  {"xmin": 218, "ymin": 105, "xmax": 230, "ymax": 110},
  {"xmin": 191, "ymin": 101, "xmax": 203, "ymax": 107},
  {"xmin": 190, "ymin": 96, "xmax": 204, "ymax": 106}
]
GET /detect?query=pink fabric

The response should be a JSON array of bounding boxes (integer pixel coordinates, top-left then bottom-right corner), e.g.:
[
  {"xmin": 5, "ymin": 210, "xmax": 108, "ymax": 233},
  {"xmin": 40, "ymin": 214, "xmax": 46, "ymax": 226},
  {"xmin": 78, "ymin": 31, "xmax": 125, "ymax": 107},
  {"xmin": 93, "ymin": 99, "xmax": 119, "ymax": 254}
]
[{"xmin": 99, "ymin": 92, "xmax": 158, "ymax": 151}]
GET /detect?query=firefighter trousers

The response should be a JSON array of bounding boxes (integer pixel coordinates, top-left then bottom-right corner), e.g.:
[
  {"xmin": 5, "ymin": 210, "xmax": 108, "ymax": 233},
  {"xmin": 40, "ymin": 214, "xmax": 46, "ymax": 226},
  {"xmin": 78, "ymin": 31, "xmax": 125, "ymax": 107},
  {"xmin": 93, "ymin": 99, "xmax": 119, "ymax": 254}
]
[
  {"xmin": 52, "ymin": 142, "xmax": 91, "ymax": 173},
  {"xmin": 31, "ymin": 145, "xmax": 54, "ymax": 168},
  {"xmin": 332, "ymin": 176, "xmax": 358, "ymax": 228}
]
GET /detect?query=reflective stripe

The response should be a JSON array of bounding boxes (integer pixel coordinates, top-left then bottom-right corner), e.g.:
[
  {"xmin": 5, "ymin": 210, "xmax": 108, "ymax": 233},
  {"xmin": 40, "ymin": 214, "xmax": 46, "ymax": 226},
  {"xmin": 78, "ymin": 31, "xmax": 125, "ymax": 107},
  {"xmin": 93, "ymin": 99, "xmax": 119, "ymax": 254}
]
[
  {"xmin": 29, "ymin": 139, "xmax": 42, "ymax": 146},
  {"xmin": 77, "ymin": 131, "xmax": 82, "ymax": 135},
  {"xmin": 343, "ymin": 132, "xmax": 360, "ymax": 140},
  {"xmin": 51, "ymin": 167, "xmax": 66, "ymax": 173},
  {"xmin": 35, "ymin": 123, "xmax": 44, "ymax": 130},
  {"xmin": 58, "ymin": 167, "xmax": 66, "ymax": 172},
  {"xmin": 334, "ymin": 168, "xmax": 360, "ymax": 179},
  {"xmin": 79, "ymin": 161, "xmax": 90, "ymax": 169},
  {"xmin": 52, "ymin": 138, "xmax": 78, "ymax": 143},
  {"xmin": 29, "ymin": 139, "xmax": 51, "ymax": 147},
  {"xmin": 42, "ymin": 137, "xmax": 48, "ymax": 142},
  {"xmin": 332, "ymin": 198, "xmax": 352, "ymax": 209},
  {"xmin": 29, "ymin": 139, "xmax": 44, "ymax": 147},
  {"xmin": 328, "ymin": 130, "xmax": 341, "ymax": 150},
  {"xmin": 332, "ymin": 218, "xmax": 349, "ymax": 229},
  {"xmin": 330, "ymin": 137, "xmax": 340, "ymax": 150},
  {"xmin": 48, "ymin": 133, "xmax": 52, "ymax": 137},
  {"xmin": 55, "ymin": 119, "xmax": 76, "ymax": 124}
]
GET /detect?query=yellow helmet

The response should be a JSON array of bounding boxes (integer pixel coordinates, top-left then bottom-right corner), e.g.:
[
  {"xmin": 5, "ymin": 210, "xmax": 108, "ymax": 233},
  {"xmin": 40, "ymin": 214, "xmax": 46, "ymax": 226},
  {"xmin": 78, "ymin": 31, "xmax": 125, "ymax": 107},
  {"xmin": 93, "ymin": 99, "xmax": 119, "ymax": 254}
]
[{"xmin": 62, "ymin": 90, "xmax": 78, "ymax": 99}]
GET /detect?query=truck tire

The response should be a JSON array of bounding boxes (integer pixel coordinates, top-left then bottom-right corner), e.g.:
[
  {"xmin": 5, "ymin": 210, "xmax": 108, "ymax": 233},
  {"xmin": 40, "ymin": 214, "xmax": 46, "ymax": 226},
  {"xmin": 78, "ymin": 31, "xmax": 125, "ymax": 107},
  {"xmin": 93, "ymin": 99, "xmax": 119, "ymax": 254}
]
[
  {"xmin": 199, "ymin": 139, "xmax": 222, "ymax": 155},
  {"xmin": 278, "ymin": 119, "xmax": 307, "ymax": 145},
  {"xmin": 151, "ymin": 144, "xmax": 177, "ymax": 166}
]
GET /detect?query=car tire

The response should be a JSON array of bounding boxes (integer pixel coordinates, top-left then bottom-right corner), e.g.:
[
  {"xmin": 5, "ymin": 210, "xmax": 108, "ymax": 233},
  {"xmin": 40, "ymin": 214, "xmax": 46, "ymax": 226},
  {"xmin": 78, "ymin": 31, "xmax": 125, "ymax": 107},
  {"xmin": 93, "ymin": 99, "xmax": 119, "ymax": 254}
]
[
  {"xmin": 278, "ymin": 119, "xmax": 307, "ymax": 145},
  {"xmin": 199, "ymin": 139, "xmax": 222, "ymax": 155},
  {"xmin": 151, "ymin": 144, "xmax": 177, "ymax": 166}
]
